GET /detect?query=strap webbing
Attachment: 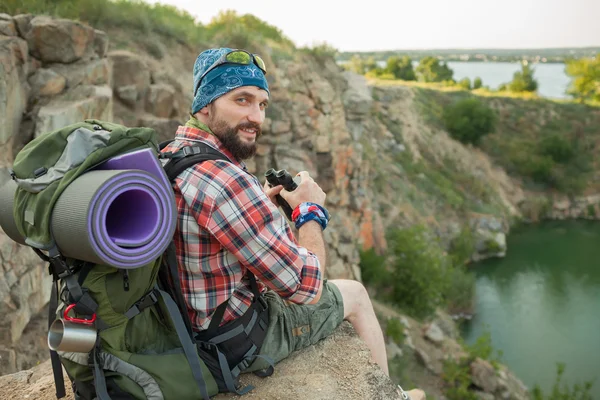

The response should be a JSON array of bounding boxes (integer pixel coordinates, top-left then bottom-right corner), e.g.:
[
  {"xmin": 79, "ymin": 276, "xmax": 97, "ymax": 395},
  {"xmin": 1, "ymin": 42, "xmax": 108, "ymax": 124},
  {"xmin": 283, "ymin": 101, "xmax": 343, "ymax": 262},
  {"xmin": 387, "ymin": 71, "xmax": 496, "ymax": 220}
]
[
  {"xmin": 206, "ymin": 299, "xmax": 228, "ymax": 336},
  {"xmin": 215, "ymin": 348, "xmax": 254, "ymax": 395},
  {"xmin": 206, "ymin": 270, "xmax": 263, "ymax": 337},
  {"xmin": 209, "ymin": 324, "xmax": 245, "ymax": 345},
  {"xmin": 91, "ymin": 344, "xmax": 111, "ymax": 400},
  {"xmin": 48, "ymin": 279, "xmax": 66, "ymax": 399},
  {"xmin": 163, "ymin": 143, "xmax": 231, "ymax": 183},
  {"xmin": 164, "ymin": 243, "xmax": 194, "ymax": 337},
  {"xmin": 157, "ymin": 288, "xmax": 211, "ymax": 400},
  {"xmin": 124, "ymin": 289, "xmax": 159, "ymax": 319}
]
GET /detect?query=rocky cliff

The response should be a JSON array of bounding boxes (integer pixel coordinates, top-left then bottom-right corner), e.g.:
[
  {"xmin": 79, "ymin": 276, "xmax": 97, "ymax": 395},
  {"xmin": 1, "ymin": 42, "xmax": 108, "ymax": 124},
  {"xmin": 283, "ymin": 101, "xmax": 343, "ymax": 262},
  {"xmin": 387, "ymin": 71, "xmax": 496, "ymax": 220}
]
[{"xmin": 0, "ymin": 13, "xmax": 556, "ymax": 399}]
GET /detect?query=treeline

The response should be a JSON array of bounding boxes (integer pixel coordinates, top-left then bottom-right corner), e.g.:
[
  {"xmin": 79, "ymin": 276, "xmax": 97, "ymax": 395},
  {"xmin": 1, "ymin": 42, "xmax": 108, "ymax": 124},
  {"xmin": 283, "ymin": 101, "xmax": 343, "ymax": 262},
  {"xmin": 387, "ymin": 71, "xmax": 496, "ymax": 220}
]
[
  {"xmin": 344, "ymin": 54, "xmax": 600, "ymax": 103},
  {"xmin": 338, "ymin": 47, "xmax": 600, "ymax": 63},
  {"xmin": 343, "ymin": 54, "xmax": 518, "ymax": 92}
]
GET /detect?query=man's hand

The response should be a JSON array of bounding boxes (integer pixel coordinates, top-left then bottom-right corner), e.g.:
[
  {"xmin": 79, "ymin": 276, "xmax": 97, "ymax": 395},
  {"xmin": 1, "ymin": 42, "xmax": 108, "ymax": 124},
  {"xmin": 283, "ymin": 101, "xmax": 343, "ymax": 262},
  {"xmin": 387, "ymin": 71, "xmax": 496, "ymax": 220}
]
[
  {"xmin": 263, "ymin": 181, "xmax": 283, "ymax": 207},
  {"xmin": 279, "ymin": 171, "xmax": 326, "ymax": 209}
]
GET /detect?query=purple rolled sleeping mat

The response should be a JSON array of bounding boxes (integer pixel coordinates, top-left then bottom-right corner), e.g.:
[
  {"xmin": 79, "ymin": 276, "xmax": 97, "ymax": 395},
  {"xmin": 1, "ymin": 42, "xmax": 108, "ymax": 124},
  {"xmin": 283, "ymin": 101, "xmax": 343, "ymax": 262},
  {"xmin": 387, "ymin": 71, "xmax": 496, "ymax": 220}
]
[{"xmin": 0, "ymin": 148, "xmax": 176, "ymax": 269}]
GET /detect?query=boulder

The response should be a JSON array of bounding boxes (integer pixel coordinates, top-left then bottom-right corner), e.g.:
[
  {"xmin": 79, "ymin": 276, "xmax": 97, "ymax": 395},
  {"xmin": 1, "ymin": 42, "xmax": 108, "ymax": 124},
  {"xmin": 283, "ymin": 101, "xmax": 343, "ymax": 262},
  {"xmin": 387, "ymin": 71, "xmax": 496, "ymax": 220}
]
[
  {"xmin": 34, "ymin": 85, "xmax": 113, "ymax": 137},
  {"xmin": 470, "ymin": 358, "xmax": 498, "ymax": 393},
  {"xmin": 342, "ymin": 71, "xmax": 373, "ymax": 123},
  {"xmin": 115, "ymin": 85, "xmax": 138, "ymax": 108},
  {"xmin": 424, "ymin": 322, "xmax": 445, "ymax": 345},
  {"xmin": 145, "ymin": 83, "xmax": 176, "ymax": 118},
  {"xmin": 270, "ymin": 119, "xmax": 292, "ymax": 135},
  {"xmin": 0, "ymin": 36, "xmax": 29, "ymax": 166},
  {"xmin": 28, "ymin": 68, "xmax": 66, "ymax": 97},
  {"xmin": 108, "ymin": 50, "xmax": 151, "ymax": 107},
  {"xmin": 0, "ymin": 14, "xmax": 18, "ymax": 36},
  {"xmin": 137, "ymin": 116, "xmax": 181, "ymax": 143},
  {"xmin": 49, "ymin": 58, "xmax": 111, "ymax": 89},
  {"xmin": 12, "ymin": 14, "xmax": 34, "ymax": 38},
  {"xmin": 25, "ymin": 16, "xmax": 96, "ymax": 63},
  {"xmin": 471, "ymin": 214, "xmax": 507, "ymax": 261},
  {"xmin": 93, "ymin": 29, "xmax": 108, "ymax": 58}
]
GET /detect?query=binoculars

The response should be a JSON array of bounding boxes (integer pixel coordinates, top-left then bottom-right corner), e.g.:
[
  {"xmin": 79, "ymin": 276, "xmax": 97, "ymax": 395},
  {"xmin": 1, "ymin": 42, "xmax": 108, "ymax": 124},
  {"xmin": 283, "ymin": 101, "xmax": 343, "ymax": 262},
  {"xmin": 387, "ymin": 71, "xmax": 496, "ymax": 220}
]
[{"xmin": 264, "ymin": 169, "xmax": 300, "ymax": 220}]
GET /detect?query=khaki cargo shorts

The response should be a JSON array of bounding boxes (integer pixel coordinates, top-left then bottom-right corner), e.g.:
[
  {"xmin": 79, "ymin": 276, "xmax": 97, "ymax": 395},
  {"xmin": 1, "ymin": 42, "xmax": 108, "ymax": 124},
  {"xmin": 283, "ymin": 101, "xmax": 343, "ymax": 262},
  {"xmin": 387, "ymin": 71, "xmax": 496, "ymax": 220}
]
[{"xmin": 244, "ymin": 280, "xmax": 344, "ymax": 372}]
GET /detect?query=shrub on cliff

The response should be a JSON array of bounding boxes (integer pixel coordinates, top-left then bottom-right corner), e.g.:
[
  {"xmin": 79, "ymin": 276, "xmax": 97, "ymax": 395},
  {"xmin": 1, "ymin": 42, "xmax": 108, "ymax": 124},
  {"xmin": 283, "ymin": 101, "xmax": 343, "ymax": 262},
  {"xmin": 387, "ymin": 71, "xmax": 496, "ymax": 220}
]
[
  {"xmin": 443, "ymin": 98, "xmax": 497, "ymax": 145},
  {"xmin": 358, "ymin": 247, "xmax": 387, "ymax": 287},
  {"xmin": 532, "ymin": 363, "xmax": 594, "ymax": 400},
  {"xmin": 538, "ymin": 134, "xmax": 575, "ymax": 163},
  {"xmin": 360, "ymin": 224, "xmax": 477, "ymax": 319},
  {"xmin": 386, "ymin": 225, "xmax": 447, "ymax": 318}
]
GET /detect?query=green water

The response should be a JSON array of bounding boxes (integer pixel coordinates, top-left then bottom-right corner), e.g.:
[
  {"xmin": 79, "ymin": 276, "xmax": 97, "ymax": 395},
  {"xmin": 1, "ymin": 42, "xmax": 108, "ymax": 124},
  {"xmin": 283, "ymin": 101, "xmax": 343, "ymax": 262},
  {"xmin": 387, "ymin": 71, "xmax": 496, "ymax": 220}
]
[{"xmin": 461, "ymin": 220, "xmax": 600, "ymax": 398}]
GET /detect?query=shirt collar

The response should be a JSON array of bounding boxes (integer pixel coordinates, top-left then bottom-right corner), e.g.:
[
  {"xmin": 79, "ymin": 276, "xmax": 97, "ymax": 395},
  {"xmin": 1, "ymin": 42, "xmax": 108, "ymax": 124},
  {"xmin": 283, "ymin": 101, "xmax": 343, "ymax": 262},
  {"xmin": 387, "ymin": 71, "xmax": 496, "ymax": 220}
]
[
  {"xmin": 185, "ymin": 116, "xmax": 213, "ymax": 133},
  {"xmin": 174, "ymin": 121, "xmax": 246, "ymax": 170}
]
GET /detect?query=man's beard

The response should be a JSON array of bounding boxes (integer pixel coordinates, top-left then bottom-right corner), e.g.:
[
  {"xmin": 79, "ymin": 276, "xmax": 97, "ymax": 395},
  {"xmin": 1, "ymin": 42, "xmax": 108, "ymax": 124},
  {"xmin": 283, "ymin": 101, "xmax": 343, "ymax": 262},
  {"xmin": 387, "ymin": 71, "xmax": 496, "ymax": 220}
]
[{"xmin": 209, "ymin": 117, "xmax": 261, "ymax": 161}]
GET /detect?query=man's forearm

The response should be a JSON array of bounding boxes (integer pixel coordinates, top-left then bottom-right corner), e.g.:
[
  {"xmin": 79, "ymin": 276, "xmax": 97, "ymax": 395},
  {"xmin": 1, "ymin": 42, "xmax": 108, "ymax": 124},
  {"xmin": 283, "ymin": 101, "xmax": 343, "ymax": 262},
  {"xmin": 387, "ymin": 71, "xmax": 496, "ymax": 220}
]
[{"xmin": 298, "ymin": 221, "xmax": 326, "ymax": 277}]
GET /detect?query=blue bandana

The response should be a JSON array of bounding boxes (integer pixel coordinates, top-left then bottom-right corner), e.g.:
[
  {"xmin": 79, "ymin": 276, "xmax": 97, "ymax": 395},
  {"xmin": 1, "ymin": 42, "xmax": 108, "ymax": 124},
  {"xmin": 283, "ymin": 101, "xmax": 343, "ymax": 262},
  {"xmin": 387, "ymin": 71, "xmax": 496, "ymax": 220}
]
[{"xmin": 191, "ymin": 48, "xmax": 270, "ymax": 114}]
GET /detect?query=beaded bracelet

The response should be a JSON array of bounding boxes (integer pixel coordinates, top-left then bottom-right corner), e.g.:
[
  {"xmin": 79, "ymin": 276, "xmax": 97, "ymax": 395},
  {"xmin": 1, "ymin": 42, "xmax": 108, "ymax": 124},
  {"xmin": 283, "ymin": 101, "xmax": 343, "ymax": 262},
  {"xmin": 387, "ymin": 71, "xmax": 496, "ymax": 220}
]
[{"xmin": 292, "ymin": 202, "xmax": 330, "ymax": 230}]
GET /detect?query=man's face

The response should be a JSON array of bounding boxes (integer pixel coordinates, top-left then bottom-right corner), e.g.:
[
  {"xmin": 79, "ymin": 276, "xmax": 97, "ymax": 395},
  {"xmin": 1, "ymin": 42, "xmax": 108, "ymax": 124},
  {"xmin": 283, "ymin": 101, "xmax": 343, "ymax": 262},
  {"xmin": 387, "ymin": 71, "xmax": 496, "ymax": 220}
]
[{"xmin": 206, "ymin": 86, "xmax": 269, "ymax": 160}]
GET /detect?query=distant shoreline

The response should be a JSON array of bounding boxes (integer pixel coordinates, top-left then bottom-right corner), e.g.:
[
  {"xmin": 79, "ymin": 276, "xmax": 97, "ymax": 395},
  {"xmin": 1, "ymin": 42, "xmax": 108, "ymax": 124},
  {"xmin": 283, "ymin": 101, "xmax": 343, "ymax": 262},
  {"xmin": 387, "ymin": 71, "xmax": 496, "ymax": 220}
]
[
  {"xmin": 337, "ymin": 47, "xmax": 599, "ymax": 64},
  {"xmin": 338, "ymin": 59, "xmax": 568, "ymax": 65}
]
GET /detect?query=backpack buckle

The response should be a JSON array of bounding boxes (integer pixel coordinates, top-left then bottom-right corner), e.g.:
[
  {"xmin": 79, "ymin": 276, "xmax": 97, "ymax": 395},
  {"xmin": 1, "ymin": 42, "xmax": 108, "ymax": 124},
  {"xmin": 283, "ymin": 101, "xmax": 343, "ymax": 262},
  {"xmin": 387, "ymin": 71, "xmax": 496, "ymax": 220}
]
[
  {"xmin": 49, "ymin": 254, "xmax": 73, "ymax": 279},
  {"xmin": 196, "ymin": 340, "xmax": 217, "ymax": 351},
  {"xmin": 182, "ymin": 146, "xmax": 202, "ymax": 157}
]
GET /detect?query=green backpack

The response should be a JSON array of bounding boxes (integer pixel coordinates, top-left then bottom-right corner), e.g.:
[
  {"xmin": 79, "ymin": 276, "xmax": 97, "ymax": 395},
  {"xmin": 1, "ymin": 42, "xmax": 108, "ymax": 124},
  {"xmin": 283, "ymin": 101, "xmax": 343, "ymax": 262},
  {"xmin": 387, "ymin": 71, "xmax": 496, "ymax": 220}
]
[{"xmin": 1, "ymin": 120, "xmax": 272, "ymax": 400}]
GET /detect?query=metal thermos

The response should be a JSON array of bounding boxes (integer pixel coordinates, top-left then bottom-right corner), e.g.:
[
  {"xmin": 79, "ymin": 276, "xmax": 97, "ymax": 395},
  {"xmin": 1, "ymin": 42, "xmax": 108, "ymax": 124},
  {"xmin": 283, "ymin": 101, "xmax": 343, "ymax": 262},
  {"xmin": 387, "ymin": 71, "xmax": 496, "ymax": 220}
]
[{"xmin": 48, "ymin": 304, "xmax": 98, "ymax": 353}]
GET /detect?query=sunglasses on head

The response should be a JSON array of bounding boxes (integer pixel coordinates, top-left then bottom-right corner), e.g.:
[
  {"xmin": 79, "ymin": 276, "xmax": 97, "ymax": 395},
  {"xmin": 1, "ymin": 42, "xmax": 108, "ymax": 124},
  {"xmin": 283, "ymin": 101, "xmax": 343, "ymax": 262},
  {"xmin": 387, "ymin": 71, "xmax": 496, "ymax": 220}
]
[{"xmin": 194, "ymin": 50, "xmax": 267, "ymax": 96}]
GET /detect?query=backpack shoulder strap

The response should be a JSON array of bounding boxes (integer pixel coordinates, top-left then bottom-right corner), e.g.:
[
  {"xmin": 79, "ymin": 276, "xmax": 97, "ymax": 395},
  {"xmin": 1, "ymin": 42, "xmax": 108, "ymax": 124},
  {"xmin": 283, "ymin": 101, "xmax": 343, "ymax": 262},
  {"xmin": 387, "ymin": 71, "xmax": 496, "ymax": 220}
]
[{"xmin": 163, "ymin": 142, "xmax": 231, "ymax": 182}]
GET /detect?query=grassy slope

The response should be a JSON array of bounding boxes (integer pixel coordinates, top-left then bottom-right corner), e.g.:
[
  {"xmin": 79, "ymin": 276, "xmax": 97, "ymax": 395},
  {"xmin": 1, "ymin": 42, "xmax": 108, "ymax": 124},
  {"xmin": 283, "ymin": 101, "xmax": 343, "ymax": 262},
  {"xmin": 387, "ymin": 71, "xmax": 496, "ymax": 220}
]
[{"xmin": 406, "ymin": 83, "xmax": 600, "ymax": 196}]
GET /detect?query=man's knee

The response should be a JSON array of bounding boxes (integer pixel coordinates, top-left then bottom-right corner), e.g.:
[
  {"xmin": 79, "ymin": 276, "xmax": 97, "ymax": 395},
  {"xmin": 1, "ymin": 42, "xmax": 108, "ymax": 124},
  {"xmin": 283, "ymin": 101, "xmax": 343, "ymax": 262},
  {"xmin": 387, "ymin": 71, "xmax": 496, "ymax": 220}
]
[{"xmin": 330, "ymin": 279, "xmax": 373, "ymax": 319}]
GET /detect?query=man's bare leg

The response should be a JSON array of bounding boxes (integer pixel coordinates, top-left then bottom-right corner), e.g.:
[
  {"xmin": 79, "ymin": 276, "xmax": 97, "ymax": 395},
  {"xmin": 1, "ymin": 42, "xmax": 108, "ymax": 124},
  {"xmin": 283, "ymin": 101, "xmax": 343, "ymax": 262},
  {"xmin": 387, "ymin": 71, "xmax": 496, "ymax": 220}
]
[{"xmin": 329, "ymin": 279, "xmax": 389, "ymax": 376}]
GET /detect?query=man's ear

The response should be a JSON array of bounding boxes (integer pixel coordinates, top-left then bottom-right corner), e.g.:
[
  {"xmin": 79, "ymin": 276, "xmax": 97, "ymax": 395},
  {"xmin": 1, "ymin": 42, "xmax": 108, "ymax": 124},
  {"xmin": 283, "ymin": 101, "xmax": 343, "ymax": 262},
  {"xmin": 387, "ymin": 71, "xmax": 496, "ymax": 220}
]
[{"xmin": 199, "ymin": 106, "xmax": 209, "ymax": 116}]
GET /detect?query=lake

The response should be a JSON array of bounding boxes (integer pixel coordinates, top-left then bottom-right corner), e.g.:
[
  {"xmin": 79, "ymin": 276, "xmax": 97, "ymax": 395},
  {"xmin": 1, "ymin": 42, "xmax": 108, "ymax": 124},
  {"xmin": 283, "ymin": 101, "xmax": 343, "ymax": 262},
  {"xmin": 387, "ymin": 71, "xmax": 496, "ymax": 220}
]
[
  {"xmin": 461, "ymin": 220, "xmax": 600, "ymax": 397},
  {"xmin": 448, "ymin": 61, "xmax": 572, "ymax": 99}
]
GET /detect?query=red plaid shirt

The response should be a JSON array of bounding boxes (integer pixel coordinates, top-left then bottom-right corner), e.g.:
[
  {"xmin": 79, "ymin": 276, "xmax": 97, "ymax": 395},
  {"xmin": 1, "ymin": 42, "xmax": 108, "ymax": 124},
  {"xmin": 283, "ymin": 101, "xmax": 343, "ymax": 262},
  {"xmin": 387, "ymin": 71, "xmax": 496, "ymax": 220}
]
[{"xmin": 162, "ymin": 125, "xmax": 322, "ymax": 331}]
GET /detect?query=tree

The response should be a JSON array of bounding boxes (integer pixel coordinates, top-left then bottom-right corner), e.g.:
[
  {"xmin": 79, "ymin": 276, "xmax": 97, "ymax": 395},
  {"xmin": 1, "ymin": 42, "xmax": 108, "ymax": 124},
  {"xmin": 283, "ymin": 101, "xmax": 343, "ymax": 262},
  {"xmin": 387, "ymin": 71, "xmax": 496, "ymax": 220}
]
[
  {"xmin": 416, "ymin": 56, "xmax": 454, "ymax": 82},
  {"xmin": 345, "ymin": 54, "xmax": 367, "ymax": 74},
  {"xmin": 385, "ymin": 55, "xmax": 416, "ymax": 81},
  {"xmin": 507, "ymin": 62, "xmax": 538, "ymax": 92},
  {"xmin": 473, "ymin": 77, "xmax": 483, "ymax": 89},
  {"xmin": 565, "ymin": 54, "xmax": 600, "ymax": 103},
  {"xmin": 458, "ymin": 77, "xmax": 472, "ymax": 90},
  {"xmin": 363, "ymin": 56, "xmax": 380, "ymax": 74}
]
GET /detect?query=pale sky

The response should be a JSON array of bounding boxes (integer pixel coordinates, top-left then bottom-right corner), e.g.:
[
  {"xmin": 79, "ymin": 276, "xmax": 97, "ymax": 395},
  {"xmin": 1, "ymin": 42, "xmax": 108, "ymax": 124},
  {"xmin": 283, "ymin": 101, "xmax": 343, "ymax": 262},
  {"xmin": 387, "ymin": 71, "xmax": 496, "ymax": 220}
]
[{"xmin": 147, "ymin": 0, "xmax": 599, "ymax": 51}]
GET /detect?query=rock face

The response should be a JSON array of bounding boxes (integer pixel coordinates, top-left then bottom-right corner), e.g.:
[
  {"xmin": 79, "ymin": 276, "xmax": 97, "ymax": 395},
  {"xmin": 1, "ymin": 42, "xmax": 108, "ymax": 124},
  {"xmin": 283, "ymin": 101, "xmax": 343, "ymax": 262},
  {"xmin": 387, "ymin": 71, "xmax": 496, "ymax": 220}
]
[
  {"xmin": 0, "ymin": 35, "xmax": 29, "ymax": 165},
  {"xmin": 0, "ymin": 229, "xmax": 49, "ymax": 376},
  {"xmin": 0, "ymin": 14, "xmax": 113, "ymax": 372}
]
